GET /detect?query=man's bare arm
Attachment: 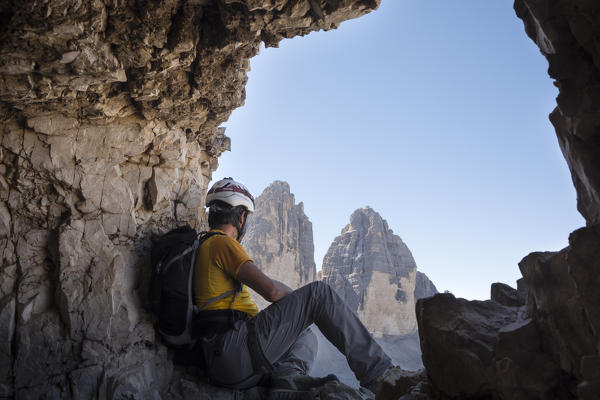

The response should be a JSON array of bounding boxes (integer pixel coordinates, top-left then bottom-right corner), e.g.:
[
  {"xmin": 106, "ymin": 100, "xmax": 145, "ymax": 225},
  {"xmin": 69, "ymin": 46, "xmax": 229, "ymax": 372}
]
[{"xmin": 237, "ymin": 260, "xmax": 292, "ymax": 303}]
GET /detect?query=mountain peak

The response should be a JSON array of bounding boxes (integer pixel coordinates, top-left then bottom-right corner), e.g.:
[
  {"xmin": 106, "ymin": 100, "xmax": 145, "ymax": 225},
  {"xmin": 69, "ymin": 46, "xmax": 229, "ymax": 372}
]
[
  {"xmin": 343, "ymin": 206, "xmax": 392, "ymax": 236},
  {"xmin": 321, "ymin": 208, "xmax": 419, "ymax": 336},
  {"xmin": 264, "ymin": 180, "xmax": 291, "ymax": 193},
  {"xmin": 242, "ymin": 181, "xmax": 315, "ymax": 310}
]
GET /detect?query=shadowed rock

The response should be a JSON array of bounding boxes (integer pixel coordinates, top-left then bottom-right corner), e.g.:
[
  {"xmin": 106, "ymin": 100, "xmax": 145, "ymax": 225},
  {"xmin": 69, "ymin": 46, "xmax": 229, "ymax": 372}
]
[
  {"xmin": 416, "ymin": 293, "xmax": 568, "ymax": 399},
  {"xmin": 413, "ymin": 226, "xmax": 600, "ymax": 399},
  {"xmin": 519, "ymin": 226, "xmax": 600, "ymax": 397},
  {"xmin": 490, "ymin": 282, "xmax": 524, "ymax": 307}
]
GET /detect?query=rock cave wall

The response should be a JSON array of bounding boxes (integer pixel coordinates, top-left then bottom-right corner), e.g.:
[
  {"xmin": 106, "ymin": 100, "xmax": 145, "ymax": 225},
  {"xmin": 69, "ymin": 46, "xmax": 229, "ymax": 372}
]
[{"xmin": 0, "ymin": 1, "xmax": 379, "ymax": 398}]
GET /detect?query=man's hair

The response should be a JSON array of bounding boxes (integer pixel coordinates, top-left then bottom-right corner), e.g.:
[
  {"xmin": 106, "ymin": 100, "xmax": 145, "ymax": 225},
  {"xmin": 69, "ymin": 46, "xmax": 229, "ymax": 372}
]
[{"xmin": 207, "ymin": 200, "xmax": 247, "ymax": 230}]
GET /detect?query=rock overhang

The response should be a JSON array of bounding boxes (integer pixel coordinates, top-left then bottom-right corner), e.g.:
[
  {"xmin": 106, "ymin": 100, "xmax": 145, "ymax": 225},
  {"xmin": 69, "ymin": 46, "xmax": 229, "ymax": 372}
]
[{"xmin": 0, "ymin": 0, "xmax": 381, "ymax": 131}]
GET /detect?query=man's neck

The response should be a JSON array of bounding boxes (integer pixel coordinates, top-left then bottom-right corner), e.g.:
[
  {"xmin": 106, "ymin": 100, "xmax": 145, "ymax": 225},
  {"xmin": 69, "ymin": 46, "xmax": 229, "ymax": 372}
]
[{"xmin": 214, "ymin": 224, "xmax": 238, "ymax": 239}]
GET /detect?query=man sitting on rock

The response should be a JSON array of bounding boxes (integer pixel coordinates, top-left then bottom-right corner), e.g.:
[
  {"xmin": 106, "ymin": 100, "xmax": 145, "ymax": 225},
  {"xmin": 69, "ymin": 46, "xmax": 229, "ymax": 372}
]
[{"xmin": 194, "ymin": 177, "xmax": 395, "ymax": 396}]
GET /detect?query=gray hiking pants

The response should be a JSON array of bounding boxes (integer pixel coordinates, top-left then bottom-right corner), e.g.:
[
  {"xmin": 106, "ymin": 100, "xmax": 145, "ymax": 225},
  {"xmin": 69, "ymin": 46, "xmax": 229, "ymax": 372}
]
[{"xmin": 201, "ymin": 281, "xmax": 392, "ymax": 389}]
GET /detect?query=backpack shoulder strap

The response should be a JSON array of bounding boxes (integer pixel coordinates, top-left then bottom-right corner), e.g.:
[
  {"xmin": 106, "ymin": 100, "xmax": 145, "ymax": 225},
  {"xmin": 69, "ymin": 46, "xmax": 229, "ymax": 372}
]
[
  {"xmin": 193, "ymin": 230, "xmax": 241, "ymax": 313},
  {"xmin": 198, "ymin": 229, "xmax": 225, "ymax": 240}
]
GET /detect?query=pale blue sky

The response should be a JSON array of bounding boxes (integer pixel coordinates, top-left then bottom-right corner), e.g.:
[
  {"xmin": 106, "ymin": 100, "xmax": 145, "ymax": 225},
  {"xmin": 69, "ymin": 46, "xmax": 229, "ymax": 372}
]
[{"xmin": 216, "ymin": 0, "xmax": 585, "ymax": 299}]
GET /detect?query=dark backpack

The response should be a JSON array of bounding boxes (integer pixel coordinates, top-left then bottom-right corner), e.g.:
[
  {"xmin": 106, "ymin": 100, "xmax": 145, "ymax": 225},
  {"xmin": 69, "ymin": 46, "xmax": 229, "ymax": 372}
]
[{"xmin": 149, "ymin": 226, "xmax": 238, "ymax": 347}]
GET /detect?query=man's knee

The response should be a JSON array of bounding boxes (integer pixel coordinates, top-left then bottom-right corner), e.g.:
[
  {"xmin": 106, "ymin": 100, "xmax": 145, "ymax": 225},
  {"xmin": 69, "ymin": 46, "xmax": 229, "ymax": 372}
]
[
  {"xmin": 306, "ymin": 281, "xmax": 335, "ymax": 300},
  {"xmin": 308, "ymin": 281, "xmax": 331, "ymax": 294},
  {"xmin": 307, "ymin": 280, "xmax": 329, "ymax": 291}
]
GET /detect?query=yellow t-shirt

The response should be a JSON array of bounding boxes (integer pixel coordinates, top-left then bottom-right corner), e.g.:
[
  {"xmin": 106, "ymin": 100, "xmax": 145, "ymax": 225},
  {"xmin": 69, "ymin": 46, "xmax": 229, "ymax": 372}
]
[{"xmin": 194, "ymin": 230, "xmax": 259, "ymax": 317}]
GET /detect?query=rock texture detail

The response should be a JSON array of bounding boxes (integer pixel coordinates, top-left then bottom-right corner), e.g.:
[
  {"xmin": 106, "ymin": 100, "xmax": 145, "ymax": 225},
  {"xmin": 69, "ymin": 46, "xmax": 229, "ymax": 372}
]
[
  {"xmin": 515, "ymin": 0, "xmax": 600, "ymax": 226},
  {"xmin": 242, "ymin": 181, "xmax": 316, "ymax": 309},
  {"xmin": 321, "ymin": 207, "xmax": 436, "ymax": 337},
  {"xmin": 414, "ymin": 271, "xmax": 438, "ymax": 301},
  {"xmin": 0, "ymin": 0, "xmax": 380, "ymax": 398}
]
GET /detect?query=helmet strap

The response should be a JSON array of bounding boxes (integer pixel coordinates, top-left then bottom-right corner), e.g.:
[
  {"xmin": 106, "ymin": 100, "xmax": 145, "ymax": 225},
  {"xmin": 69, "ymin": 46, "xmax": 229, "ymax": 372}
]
[{"xmin": 235, "ymin": 210, "xmax": 248, "ymax": 242}]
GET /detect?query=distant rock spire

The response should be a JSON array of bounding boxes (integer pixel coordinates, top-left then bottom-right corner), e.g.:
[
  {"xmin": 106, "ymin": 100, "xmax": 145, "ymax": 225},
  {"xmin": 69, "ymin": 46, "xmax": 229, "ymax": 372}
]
[
  {"xmin": 321, "ymin": 206, "xmax": 435, "ymax": 336},
  {"xmin": 242, "ymin": 181, "xmax": 316, "ymax": 309}
]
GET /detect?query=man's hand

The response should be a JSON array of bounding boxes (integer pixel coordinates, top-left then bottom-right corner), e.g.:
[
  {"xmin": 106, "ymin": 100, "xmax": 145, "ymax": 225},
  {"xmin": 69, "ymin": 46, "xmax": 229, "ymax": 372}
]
[{"xmin": 237, "ymin": 260, "xmax": 292, "ymax": 302}]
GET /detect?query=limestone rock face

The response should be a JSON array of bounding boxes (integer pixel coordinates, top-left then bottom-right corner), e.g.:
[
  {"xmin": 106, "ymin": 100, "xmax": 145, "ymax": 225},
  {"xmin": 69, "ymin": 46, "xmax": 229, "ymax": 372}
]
[
  {"xmin": 377, "ymin": 369, "xmax": 431, "ymax": 400},
  {"xmin": 414, "ymin": 271, "xmax": 438, "ymax": 301},
  {"xmin": 0, "ymin": 1, "xmax": 380, "ymax": 398},
  {"xmin": 321, "ymin": 207, "xmax": 427, "ymax": 337},
  {"xmin": 242, "ymin": 181, "xmax": 316, "ymax": 309}
]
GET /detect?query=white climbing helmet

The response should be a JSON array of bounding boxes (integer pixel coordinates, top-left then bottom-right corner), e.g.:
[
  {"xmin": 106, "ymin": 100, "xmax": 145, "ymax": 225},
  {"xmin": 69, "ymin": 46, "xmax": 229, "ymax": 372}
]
[{"xmin": 206, "ymin": 177, "xmax": 255, "ymax": 212}]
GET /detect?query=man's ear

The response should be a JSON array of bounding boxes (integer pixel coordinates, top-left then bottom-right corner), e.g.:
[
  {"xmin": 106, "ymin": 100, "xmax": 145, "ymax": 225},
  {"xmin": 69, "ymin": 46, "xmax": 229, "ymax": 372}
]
[{"xmin": 240, "ymin": 210, "xmax": 246, "ymax": 225}]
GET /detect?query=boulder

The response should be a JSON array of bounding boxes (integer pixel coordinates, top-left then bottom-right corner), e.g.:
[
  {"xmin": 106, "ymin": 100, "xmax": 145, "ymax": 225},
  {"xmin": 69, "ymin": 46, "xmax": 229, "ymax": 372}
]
[
  {"xmin": 377, "ymin": 369, "xmax": 431, "ymax": 400},
  {"xmin": 490, "ymin": 282, "xmax": 524, "ymax": 307},
  {"xmin": 417, "ymin": 293, "xmax": 519, "ymax": 397},
  {"xmin": 519, "ymin": 226, "xmax": 600, "ymax": 384}
]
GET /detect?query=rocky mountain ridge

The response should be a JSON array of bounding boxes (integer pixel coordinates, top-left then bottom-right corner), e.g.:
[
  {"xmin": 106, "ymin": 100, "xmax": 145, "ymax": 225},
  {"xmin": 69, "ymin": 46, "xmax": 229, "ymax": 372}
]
[
  {"xmin": 242, "ymin": 184, "xmax": 433, "ymax": 389},
  {"xmin": 414, "ymin": 271, "xmax": 438, "ymax": 301},
  {"xmin": 241, "ymin": 180, "xmax": 316, "ymax": 309},
  {"xmin": 321, "ymin": 206, "xmax": 436, "ymax": 337}
]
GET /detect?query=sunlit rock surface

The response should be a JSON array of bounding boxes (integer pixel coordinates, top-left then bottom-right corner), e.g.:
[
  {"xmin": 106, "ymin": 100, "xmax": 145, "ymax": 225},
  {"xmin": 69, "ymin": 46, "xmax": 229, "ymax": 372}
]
[
  {"xmin": 0, "ymin": 0, "xmax": 380, "ymax": 397},
  {"xmin": 242, "ymin": 181, "xmax": 316, "ymax": 310},
  {"xmin": 321, "ymin": 207, "xmax": 436, "ymax": 337},
  {"xmin": 414, "ymin": 271, "xmax": 438, "ymax": 301}
]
